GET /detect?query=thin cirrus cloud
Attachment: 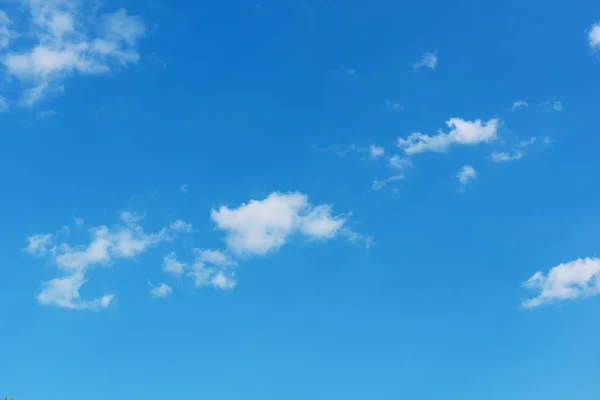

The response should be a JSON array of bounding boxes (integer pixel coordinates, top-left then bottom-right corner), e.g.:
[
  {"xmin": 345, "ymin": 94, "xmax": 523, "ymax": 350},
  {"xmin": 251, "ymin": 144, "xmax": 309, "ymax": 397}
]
[
  {"xmin": 397, "ymin": 118, "xmax": 500, "ymax": 155},
  {"xmin": 490, "ymin": 150, "xmax": 524, "ymax": 163},
  {"xmin": 539, "ymin": 100, "xmax": 563, "ymax": 112},
  {"xmin": 24, "ymin": 212, "xmax": 193, "ymax": 310},
  {"xmin": 1, "ymin": 0, "xmax": 146, "ymax": 106},
  {"xmin": 522, "ymin": 257, "xmax": 600, "ymax": 308}
]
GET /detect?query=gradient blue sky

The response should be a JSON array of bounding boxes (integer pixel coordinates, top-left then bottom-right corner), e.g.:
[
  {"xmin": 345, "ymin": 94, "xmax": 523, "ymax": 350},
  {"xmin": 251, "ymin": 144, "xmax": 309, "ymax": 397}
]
[{"xmin": 2, "ymin": 0, "xmax": 600, "ymax": 399}]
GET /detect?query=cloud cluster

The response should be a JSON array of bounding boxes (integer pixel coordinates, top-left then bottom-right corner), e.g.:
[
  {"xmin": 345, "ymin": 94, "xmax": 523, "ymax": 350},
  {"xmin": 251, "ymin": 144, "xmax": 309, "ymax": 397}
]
[
  {"xmin": 1, "ymin": 0, "xmax": 145, "ymax": 106},
  {"xmin": 25, "ymin": 212, "xmax": 192, "ymax": 310},
  {"xmin": 397, "ymin": 118, "xmax": 499, "ymax": 155},
  {"xmin": 522, "ymin": 257, "xmax": 600, "ymax": 308}
]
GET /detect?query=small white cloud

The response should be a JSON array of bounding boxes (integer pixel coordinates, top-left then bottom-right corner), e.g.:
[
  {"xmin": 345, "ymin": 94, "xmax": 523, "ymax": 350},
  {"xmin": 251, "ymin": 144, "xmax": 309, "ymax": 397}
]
[
  {"xmin": 74, "ymin": 217, "xmax": 84, "ymax": 227},
  {"xmin": 179, "ymin": 184, "xmax": 188, "ymax": 193},
  {"xmin": 589, "ymin": 22, "xmax": 600, "ymax": 49},
  {"xmin": 511, "ymin": 100, "xmax": 528, "ymax": 111},
  {"xmin": 24, "ymin": 233, "xmax": 54, "ymax": 256},
  {"xmin": 163, "ymin": 252, "xmax": 186, "ymax": 276},
  {"xmin": 397, "ymin": 118, "xmax": 499, "ymax": 155},
  {"xmin": 413, "ymin": 52, "xmax": 438, "ymax": 70},
  {"xmin": 190, "ymin": 249, "xmax": 237, "ymax": 290},
  {"xmin": 170, "ymin": 220, "xmax": 193, "ymax": 233},
  {"xmin": 522, "ymin": 257, "xmax": 600, "ymax": 308},
  {"xmin": 370, "ymin": 145, "xmax": 385, "ymax": 158},
  {"xmin": 385, "ymin": 99, "xmax": 403, "ymax": 111},
  {"xmin": 210, "ymin": 192, "xmax": 356, "ymax": 256},
  {"xmin": 539, "ymin": 101, "xmax": 563, "ymax": 112},
  {"xmin": 0, "ymin": 95, "xmax": 9, "ymax": 112},
  {"xmin": 543, "ymin": 136, "xmax": 553, "ymax": 145},
  {"xmin": 149, "ymin": 282, "xmax": 172, "ymax": 298},
  {"xmin": 490, "ymin": 151, "xmax": 524, "ymax": 163},
  {"xmin": 518, "ymin": 137, "xmax": 536, "ymax": 147},
  {"xmin": 37, "ymin": 270, "xmax": 114, "ymax": 311},
  {"xmin": 37, "ymin": 110, "xmax": 57, "ymax": 119},
  {"xmin": 372, "ymin": 155, "xmax": 412, "ymax": 191},
  {"xmin": 457, "ymin": 165, "xmax": 476, "ymax": 186}
]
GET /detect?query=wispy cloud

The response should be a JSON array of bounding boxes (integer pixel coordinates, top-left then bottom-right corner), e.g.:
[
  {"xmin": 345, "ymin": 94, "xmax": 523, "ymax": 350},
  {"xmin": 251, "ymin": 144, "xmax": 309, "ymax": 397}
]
[
  {"xmin": 490, "ymin": 150, "xmax": 524, "ymax": 163},
  {"xmin": 1, "ymin": 1, "xmax": 146, "ymax": 106},
  {"xmin": 179, "ymin": 184, "xmax": 188, "ymax": 194},
  {"xmin": 511, "ymin": 100, "xmax": 528, "ymax": 111},
  {"xmin": 370, "ymin": 145, "xmax": 385, "ymax": 158},
  {"xmin": 397, "ymin": 118, "xmax": 499, "ymax": 155},
  {"xmin": 518, "ymin": 137, "xmax": 536, "ymax": 147},
  {"xmin": 457, "ymin": 165, "xmax": 476, "ymax": 188},
  {"xmin": 149, "ymin": 282, "xmax": 173, "ymax": 298},
  {"xmin": 413, "ymin": 51, "xmax": 437, "ymax": 70},
  {"xmin": 522, "ymin": 257, "xmax": 600, "ymax": 308},
  {"xmin": 539, "ymin": 100, "xmax": 563, "ymax": 112}
]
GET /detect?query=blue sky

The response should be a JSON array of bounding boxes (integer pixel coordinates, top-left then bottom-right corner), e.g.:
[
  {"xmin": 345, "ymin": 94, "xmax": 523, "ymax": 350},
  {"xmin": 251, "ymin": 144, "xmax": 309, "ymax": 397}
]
[{"xmin": 2, "ymin": 0, "xmax": 600, "ymax": 398}]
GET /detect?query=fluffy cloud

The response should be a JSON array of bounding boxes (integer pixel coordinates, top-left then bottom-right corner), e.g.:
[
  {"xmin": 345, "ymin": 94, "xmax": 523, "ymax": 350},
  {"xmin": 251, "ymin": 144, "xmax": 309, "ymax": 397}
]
[
  {"xmin": 1, "ymin": 1, "xmax": 145, "ymax": 105},
  {"xmin": 457, "ymin": 165, "xmax": 476, "ymax": 186},
  {"xmin": 210, "ymin": 192, "xmax": 351, "ymax": 256},
  {"xmin": 589, "ymin": 22, "xmax": 600, "ymax": 49},
  {"xmin": 149, "ymin": 282, "xmax": 173, "ymax": 298},
  {"xmin": 370, "ymin": 145, "xmax": 385, "ymax": 158},
  {"xmin": 397, "ymin": 118, "xmax": 499, "ymax": 155},
  {"xmin": 522, "ymin": 257, "xmax": 600, "ymax": 308},
  {"xmin": 511, "ymin": 100, "xmax": 528, "ymax": 110},
  {"xmin": 413, "ymin": 52, "xmax": 437, "ymax": 70},
  {"xmin": 190, "ymin": 249, "xmax": 237, "ymax": 290},
  {"xmin": 24, "ymin": 233, "xmax": 54, "ymax": 256},
  {"xmin": 37, "ymin": 270, "xmax": 114, "ymax": 310},
  {"xmin": 490, "ymin": 151, "xmax": 524, "ymax": 163},
  {"xmin": 26, "ymin": 212, "xmax": 192, "ymax": 310},
  {"xmin": 163, "ymin": 252, "xmax": 186, "ymax": 276}
]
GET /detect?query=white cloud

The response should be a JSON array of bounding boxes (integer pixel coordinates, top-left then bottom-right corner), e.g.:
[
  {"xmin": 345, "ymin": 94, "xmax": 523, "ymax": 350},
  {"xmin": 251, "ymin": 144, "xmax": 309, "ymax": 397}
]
[
  {"xmin": 413, "ymin": 52, "xmax": 437, "ymax": 70},
  {"xmin": 372, "ymin": 155, "xmax": 412, "ymax": 191},
  {"xmin": 170, "ymin": 220, "xmax": 193, "ymax": 233},
  {"xmin": 522, "ymin": 257, "xmax": 600, "ymax": 308},
  {"xmin": 539, "ymin": 101, "xmax": 563, "ymax": 112},
  {"xmin": 163, "ymin": 252, "xmax": 186, "ymax": 276},
  {"xmin": 190, "ymin": 249, "xmax": 237, "ymax": 290},
  {"xmin": 149, "ymin": 282, "xmax": 172, "ymax": 298},
  {"xmin": 589, "ymin": 22, "xmax": 600, "ymax": 49},
  {"xmin": 26, "ymin": 211, "xmax": 191, "ymax": 310},
  {"xmin": 0, "ymin": 95, "xmax": 9, "ymax": 112},
  {"xmin": 24, "ymin": 233, "xmax": 54, "ymax": 256},
  {"xmin": 0, "ymin": 10, "xmax": 16, "ymax": 49},
  {"xmin": 37, "ymin": 270, "xmax": 114, "ymax": 311},
  {"xmin": 511, "ymin": 100, "xmax": 528, "ymax": 111},
  {"xmin": 457, "ymin": 165, "xmax": 476, "ymax": 186},
  {"xmin": 210, "ymin": 192, "xmax": 353, "ymax": 256},
  {"xmin": 1, "ymin": 2, "xmax": 146, "ymax": 105},
  {"xmin": 179, "ymin": 184, "xmax": 188, "ymax": 193},
  {"xmin": 518, "ymin": 137, "xmax": 536, "ymax": 147},
  {"xmin": 397, "ymin": 118, "xmax": 499, "ymax": 155},
  {"xmin": 490, "ymin": 150, "xmax": 524, "ymax": 163},
  {"xmin": 370, "ymin": 145, "xmax": 385, "ymax": 158}
]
